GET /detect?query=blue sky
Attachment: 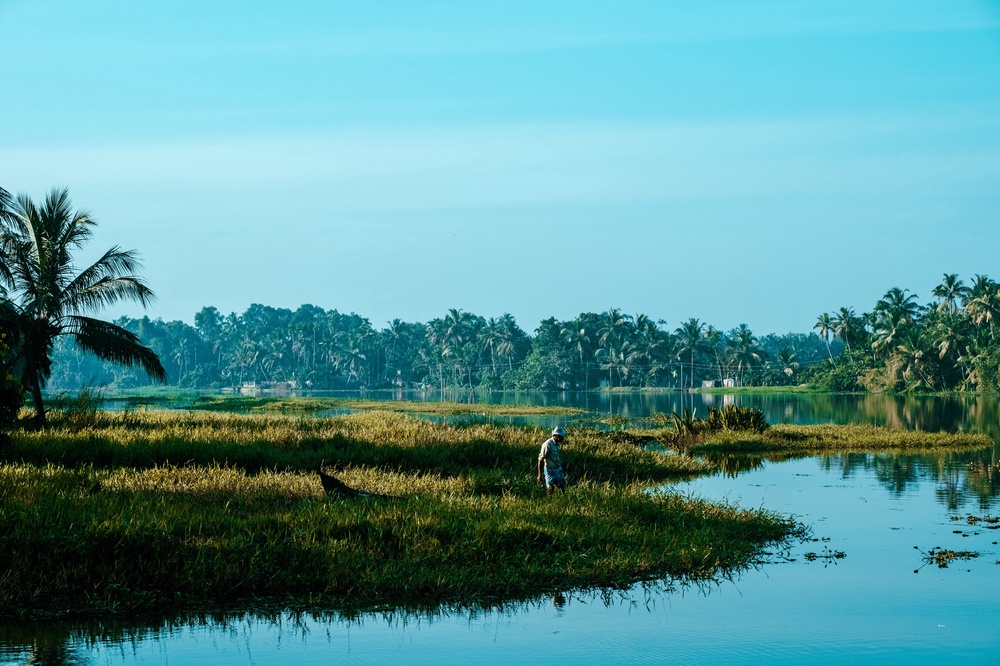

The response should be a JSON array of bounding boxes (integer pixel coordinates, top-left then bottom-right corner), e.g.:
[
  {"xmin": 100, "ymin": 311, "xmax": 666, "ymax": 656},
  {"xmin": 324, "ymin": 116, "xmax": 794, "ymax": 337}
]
[{"xmin": 2, "ymin": 1, "xmax": 999, "ymax": 335}]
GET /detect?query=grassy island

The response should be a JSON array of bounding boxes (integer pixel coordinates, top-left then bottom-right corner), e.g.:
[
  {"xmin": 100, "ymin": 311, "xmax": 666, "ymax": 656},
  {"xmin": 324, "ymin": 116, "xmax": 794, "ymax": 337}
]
[
  {"xmin": 672, "ymin": 423, "xmax": 993, "ymax": 456},
  {"xmin": 0, "ymin": 410, "xmax": 801, "ymax": 620}
]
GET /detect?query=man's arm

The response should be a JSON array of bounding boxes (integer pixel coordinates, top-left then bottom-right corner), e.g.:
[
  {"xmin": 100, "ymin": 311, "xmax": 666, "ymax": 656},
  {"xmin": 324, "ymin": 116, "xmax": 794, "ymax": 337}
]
[{"xmin": 537, "ymin": 456, "xmax": 544, "ymax": 483}]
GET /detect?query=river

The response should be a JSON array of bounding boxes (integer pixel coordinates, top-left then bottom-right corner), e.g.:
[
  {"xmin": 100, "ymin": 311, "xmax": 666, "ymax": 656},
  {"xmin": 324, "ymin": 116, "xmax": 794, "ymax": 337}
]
[{"xmin": 2, "ymin": 391, "xmax": 998, "ymax": 665}]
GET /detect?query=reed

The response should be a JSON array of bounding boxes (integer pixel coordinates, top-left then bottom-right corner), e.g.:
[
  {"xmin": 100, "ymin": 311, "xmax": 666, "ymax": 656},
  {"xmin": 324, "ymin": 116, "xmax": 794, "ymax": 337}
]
[{"xmin": 0, "ymin": 410, "xmax": 801, "ymax": 619}]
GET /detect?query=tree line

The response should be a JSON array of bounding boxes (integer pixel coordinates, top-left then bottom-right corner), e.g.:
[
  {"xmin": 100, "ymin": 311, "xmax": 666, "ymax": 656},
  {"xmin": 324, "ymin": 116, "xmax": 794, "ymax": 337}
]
[{"xmin": 45, "ymin": 304, "xmax": 836, "ymax": 393}]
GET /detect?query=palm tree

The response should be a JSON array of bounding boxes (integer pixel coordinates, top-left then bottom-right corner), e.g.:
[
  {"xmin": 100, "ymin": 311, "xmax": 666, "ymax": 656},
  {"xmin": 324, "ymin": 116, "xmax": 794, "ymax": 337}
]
[
  {"xmin": 0, "ymin": 188, "xmax": 166, "ymax": 425},
  {"xmin": 870, "ymin": 311, "xmax": 900, "ymax": 361},
  {"xmin": 875, "ymin": 287, "xmax": 921, "ymax": 328},
  {"xmin": 560, "ymin": 321, "xmax": 591, "ymax": 388},
  {"xmin": 966, "ymin": 274, "xmax": 996, "ymax": 302},
  {"xmin": 595, "ymin": 338, "xmax": 634, "ymax": 387},
  {"xmin": 894, "ymin": 330, "xmax": 934, "ymax": 390},
  {"xmin": 496, "ymin": 313, "xmax": 520, "ymax": 374},
  {"xmin": 674, "ymin": 318, "xmax": 706, "ymax": 389},
  {"xmin": 814, "ymin": 312, "xmax": 836, "ymax": 365},
  {"xmin": 597, "ymin": 308, "xmax": 633, "ymax": 350},
  {"xmin": 932, "ymin": 273, "xmax": 969, "ymax": 313},
  {"xmin": 172, "ymin": 338, "xmax": 191, "ymax": 381},
  {"xmin": 965, "ymin": 275, "xmax": 1000, "ymax": 342},
  {"xmin": 832, "ymin": 307, "xmax": 861, "ymax": 354},
  {"xmin": 383, "ymin": 318, "xmax": 410, "ymax": 383},
  {"xmin": 479, "ymin": 317, "xmax": 503, "ymax": 376},
  {"xmin": 776, "ymin": 347, "xmax": 799, "ymax": 378},
  {"xmin": 646, "ymin": 320, "xmax": 675, "ymax": 387},
  {"xmin": 930, "ymin": 309, "xmax": 971, "ymax": 385},
  {"xmin": 0, "ymin": 186, "xmax": 13, "ymax": 225},
  {"xmin": 334, "ymin": 344, "xmax": 367, "ymax": 385},
  {"xmin": 726, "ymin": 324, "xmax": 767, "ymax": 386}
]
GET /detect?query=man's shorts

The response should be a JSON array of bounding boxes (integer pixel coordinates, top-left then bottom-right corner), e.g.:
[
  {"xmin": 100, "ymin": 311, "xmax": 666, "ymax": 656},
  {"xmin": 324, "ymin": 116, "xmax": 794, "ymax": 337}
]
[{"xmin": 543, "ymin": 466, "xmax": 566, "ymax": 489}]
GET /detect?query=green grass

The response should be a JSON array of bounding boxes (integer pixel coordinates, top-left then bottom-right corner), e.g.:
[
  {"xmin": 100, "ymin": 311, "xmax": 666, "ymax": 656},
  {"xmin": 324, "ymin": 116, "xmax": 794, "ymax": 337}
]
[
  {"xmin": 671, "ymin": 423, "xmax": 993, "ymax": 455},
  {"xmin": 0, "ymin": 410, "xmax": 801, "ymax": 619}
]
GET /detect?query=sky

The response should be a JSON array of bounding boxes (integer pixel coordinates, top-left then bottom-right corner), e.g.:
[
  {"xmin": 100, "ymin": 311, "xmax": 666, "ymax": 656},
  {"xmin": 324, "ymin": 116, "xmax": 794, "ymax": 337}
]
[{"xmin": 2, "ymin": 0, "xmax": 1000, "ymax": 336}]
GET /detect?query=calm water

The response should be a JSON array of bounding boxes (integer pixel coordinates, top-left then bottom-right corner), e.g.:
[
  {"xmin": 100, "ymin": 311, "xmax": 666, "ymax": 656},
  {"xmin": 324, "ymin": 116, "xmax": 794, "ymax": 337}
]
[{"xmin": 3, "ymin": 392, "xmax": 999, "ymax": 665}]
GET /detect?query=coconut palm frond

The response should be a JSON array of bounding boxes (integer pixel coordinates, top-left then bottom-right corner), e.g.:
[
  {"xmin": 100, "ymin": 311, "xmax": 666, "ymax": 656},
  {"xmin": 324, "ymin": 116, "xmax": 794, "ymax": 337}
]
[
  {"xmin": 63, "ymin": 245, "xmax": 156, "ymax": 313},
  {"xmin": 67, "ymin": 316, "xmax": 167, "ymax": 382}
]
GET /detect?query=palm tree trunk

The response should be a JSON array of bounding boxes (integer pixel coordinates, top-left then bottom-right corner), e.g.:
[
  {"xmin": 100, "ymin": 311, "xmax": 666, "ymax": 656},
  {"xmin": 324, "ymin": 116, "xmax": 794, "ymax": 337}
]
[{"xmin": 28, "ymin": 374, "xmax": 46, "ymax": 428}]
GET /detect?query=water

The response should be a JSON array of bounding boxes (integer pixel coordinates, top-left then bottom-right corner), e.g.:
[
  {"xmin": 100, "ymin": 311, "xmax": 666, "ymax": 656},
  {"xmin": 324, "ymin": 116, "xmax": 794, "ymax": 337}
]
[{"xmin": 3, "ymin": 392, "xmax": 999, "ymax": 665}]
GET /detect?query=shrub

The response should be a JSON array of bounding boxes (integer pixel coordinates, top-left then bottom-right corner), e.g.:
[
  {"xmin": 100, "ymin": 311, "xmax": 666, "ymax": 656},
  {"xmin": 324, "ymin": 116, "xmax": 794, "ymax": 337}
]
[{"xmin": 705, "ymin": 406, "xmax": 769, "ymax": 434}]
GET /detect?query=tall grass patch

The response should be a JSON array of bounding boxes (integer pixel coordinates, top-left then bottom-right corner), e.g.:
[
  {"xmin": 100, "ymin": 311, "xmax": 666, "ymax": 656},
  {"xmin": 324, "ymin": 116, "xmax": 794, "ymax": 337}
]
[
  {"xmin": 1, "ymin": 410, "xmax": 801, "ymax": 618},
  {"xmin": 679, "ymin": 424, "xmax": 993, "ymax": 455}
]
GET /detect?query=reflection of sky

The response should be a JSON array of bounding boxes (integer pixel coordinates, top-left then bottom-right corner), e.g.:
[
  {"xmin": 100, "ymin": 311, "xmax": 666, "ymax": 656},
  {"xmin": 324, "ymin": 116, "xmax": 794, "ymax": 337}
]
[{"xmin": 8, "ymin": 455, "xmax": 991, "ymax": 664}]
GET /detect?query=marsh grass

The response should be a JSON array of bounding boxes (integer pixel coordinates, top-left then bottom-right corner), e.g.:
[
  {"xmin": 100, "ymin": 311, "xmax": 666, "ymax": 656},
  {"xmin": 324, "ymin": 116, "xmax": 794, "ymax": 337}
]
[
  {"xmin": 9, "ymin": 410, "xmax": 708, "ymax": 483},
  {"xmin": 672, "ymin": 424, "xmax": 993, "ymax": 456},
  {"xmin": 0, "ymin": 410, "xmax": 801, "ymax": 619}
]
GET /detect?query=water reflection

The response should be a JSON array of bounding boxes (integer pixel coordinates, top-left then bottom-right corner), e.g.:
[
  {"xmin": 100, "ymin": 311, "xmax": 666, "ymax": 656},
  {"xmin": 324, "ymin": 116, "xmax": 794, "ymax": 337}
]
[
  {"xmin": 289, "ymin": 389, "xmax": 1000, "ymax": 440},
  {"xmin": 700, "ymin": 454, "xmax": 770, "ymax": 478},
  {"xmin": 0, "ymin": 580, "xmax": 716, "ymax": 666},
  {"xmin": 701, "ymin": 449, "xmax": 1000, "ymax": 510}
]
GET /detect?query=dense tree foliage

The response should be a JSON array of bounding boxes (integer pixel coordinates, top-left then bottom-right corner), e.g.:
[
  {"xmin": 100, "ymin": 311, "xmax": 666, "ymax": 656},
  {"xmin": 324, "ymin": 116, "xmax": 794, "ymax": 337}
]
[
  {"xmin": 49, "ymin": 271, "xmax": 1000, "ymax": 394},
  {"xmin": 45, "ymin": 303, "xmax": 834, "ymax": 392},
  {"xmin": 804, "ymin": 274, "xmax": 1000, "ymax": 392}
]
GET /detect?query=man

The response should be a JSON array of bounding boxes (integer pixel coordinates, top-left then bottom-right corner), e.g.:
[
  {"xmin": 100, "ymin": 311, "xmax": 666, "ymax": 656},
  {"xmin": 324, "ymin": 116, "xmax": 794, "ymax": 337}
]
[{"xmin": 537, "ymin": 426, "xmax": 567, "ymax": 494}]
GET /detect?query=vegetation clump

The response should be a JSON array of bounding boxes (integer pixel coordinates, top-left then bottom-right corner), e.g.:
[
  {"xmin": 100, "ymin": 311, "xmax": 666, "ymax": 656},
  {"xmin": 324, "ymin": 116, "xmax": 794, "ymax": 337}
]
[
  {"xmin": 915, "ymin": 546, "xmax": 980, "ymax": 569},
  {"xmin": 674, "ymin": 423, "xmax": 993, "ymax": 456},
  {"xmin": 0, "ymin": 410, "xmax": 803, "ymax": 619},
  {"xmin": 664, "ymin": 406, "xmax": 770, "ymax": 447}
]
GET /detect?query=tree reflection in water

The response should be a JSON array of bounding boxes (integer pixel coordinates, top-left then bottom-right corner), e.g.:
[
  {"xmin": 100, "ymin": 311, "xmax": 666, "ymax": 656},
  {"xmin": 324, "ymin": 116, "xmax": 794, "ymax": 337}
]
[{"xmin": 700, "ymin": 447, "xmax": 997, "ymax": 510}]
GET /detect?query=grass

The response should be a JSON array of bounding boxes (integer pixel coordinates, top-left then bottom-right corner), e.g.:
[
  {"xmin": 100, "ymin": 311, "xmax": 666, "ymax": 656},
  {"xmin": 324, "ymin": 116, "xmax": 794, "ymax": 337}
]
[
  {"xmin": 0, "ymin": 410, "xmax": 802, "ymax": 619},
  {"xmin": 664, "ymin": 424, "xmax": 993, "ymax": 456}
]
